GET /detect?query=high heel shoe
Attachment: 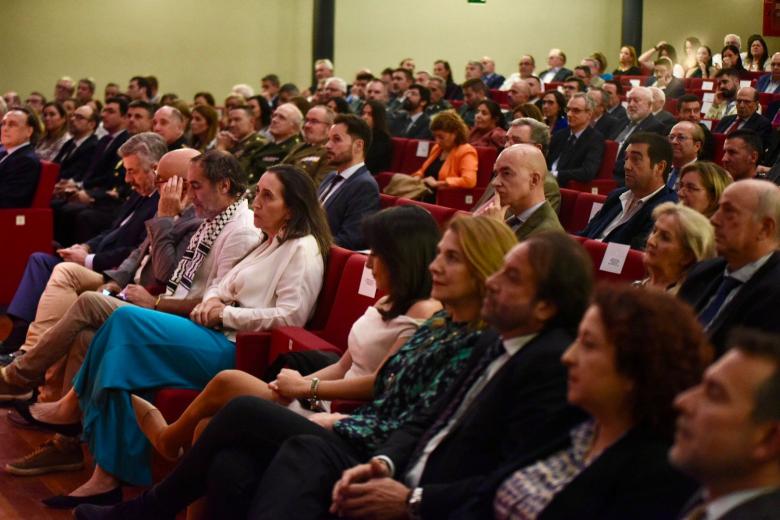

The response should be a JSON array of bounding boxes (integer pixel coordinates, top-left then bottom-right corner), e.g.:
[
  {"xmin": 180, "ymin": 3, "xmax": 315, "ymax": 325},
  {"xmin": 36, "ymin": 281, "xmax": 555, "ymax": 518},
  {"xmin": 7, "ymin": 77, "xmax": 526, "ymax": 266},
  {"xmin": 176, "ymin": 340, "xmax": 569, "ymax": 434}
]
[{"xmin": 130, "ymin": 394, "xmax": 178, "ymax": 461}]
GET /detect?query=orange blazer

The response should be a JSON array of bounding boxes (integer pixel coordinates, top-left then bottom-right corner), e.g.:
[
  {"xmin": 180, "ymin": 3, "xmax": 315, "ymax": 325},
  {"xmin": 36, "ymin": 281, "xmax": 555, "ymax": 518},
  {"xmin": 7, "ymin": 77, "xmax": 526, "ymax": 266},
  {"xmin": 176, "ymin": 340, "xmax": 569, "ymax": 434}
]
[{"xmin": 411, "ymin": 143, "xmax": 478, "ymax": 188}]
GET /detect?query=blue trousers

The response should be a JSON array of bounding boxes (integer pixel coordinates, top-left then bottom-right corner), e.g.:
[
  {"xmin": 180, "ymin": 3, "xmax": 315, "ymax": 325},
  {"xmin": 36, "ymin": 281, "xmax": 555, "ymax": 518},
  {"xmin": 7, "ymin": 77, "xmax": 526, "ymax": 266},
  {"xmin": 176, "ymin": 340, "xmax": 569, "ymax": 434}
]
[{"xmin": 7, "ymin": 252, "xmax": 61, "ymax": 322}]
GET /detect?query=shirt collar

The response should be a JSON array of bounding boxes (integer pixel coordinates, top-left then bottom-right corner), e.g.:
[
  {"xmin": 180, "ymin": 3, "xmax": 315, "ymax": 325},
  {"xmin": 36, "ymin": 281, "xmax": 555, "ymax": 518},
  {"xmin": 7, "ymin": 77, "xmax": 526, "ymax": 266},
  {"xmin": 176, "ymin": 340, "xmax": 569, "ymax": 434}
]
[
  {"xmin": 516, "ymin": 200, "xmax": 546, "ymax": 223},
  {"xmin": 337, "ymin": 162, "xmax": 365, "ymax": 180},
  {"xmin": 2, "ymin": 141, "xmax": 30, "ymax": 155},
  {"xmin": 501, "ymin": 332, "xmax": 538, "ymax": 356},
  {"xmin": 726, "ymin": 251, "xmax": 774, "ymax": 282},
  {"xmin": 73, "ymin": 133, "xmax": 93, "ymax": 147},
  {"xmin": 619, "ymin": 184, "xmax": 665, "ymax": 206}
]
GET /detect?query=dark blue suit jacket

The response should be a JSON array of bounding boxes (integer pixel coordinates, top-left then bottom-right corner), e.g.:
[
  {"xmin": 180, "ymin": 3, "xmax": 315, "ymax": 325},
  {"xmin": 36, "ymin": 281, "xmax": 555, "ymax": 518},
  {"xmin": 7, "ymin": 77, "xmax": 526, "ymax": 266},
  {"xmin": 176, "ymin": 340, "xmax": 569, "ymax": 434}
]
[
  {"xmin": 81, "ymin": 130, "xmax": 130, "ymax": 201},
  {"xmin": 318, "ymin": 165, "xmax": 379, "ymax": 250},
  {"xmin": 0, "ymin": 143, "xmax": 41, "ymax": 208},
  {"xmin": 54, "ymin": 134, "xmax": 98, "ymax": 180},
  {"xmin": 578, "ymin": 185, "xmax": 677, "ymax": 250},
  {"xmin": 678, "ymin": 252, "xmax": 780, "ymax": 356},
  {"xmin": 756, "ymin": 73, "xmax": 779, "ymax": 93},
  {"xmin": 547, "ymin": 126, "xmax": 605, "ymax": 186},
  {"xmin": 714, "ymin": 112, "xmax": 773, "ymax": 148},
  {"xmin": 85, "ymin": 190, "xmax": 160, "ymax": 272}
]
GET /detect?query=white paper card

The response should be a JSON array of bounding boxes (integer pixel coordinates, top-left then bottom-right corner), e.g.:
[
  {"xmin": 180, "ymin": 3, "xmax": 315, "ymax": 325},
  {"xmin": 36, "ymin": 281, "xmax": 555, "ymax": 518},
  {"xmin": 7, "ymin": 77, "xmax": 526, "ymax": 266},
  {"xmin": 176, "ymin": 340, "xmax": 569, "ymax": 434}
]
[
  {"xmin": 465, "ymin": 195, "xmax": 473, "ymax": 204},
  {"xmin": 15, "ymin": 215, "xmax": 25, "ymax": 226},
  {"xmin": 740, "ymin": 80, "xmax": 752, "ymax": 88},
  {"xmin": 702, "ymin": 81, "xmax": 714, "ymax": 91},
  {"xmin": 700, "ymin": 119, "xmax": 713, "ymax": 130},
  {"xmin": 629, "ymin": 79, "xmax": 640, "ymax": 87},
  {"xmin": 600, "ymin": 242, "xmax": 630, "ymax": 274},
  {"xmin": 703, "ymin": 92, "xmax": 715, "ymax": 102},
  {"xmin": 588, "ymin": 202, "xmax": 603, "ymax": 222},
  {"xmin": 701, "ymin": 101, "xmax": 713, "ymax": 115},
  {"xmin": 416, "ymin": 140, "xmax": 430, "ymax": 158},
  {"xmin": 358, "ymin": 264, "xmax": 377, "ymax": 298}
]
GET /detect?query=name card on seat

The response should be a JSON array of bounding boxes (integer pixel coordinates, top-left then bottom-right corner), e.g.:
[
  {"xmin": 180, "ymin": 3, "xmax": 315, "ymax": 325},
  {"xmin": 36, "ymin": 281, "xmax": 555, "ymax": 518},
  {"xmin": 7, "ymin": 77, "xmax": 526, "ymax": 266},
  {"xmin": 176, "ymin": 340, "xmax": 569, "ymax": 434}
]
[
  {"xmin": 629, "ymin": 79, "xmax": 640, "ymax": 87},
  {"xmin": 358, "ymin": 264, "xmax": 377, "ymax": 298},
  {"xmin": 600, "ymin": 242, "xmax": 630, "ymax": 274},
  {"xmin": 703, "ymin": 92, "xmax": 715, "ymax": 102},
  {"xmin": 15, "ymin": 215, "xmax": 25, "ymax": 226},
  {"xmin": 416, "ymin": 141, "xmax": 430, "ymax": 158},
  {"xmin": 702, "ymin": 81, "xmax": 714, "ymax": 91},
  {"xmin": 740, "ymin": 80, "xmax": 752, "ymax": 88}
]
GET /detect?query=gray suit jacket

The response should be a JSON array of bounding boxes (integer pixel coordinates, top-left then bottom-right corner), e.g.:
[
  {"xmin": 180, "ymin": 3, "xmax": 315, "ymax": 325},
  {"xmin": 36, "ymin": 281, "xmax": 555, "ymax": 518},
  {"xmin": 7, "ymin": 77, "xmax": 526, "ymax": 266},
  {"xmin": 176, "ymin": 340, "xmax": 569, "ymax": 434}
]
[
  {"xmin": 515, "ymin": 200, "xmax": 564, "ymax": 241},
  {"xmin": 104, "ymin": 206, "xmax": 202, "ymax": 288}
]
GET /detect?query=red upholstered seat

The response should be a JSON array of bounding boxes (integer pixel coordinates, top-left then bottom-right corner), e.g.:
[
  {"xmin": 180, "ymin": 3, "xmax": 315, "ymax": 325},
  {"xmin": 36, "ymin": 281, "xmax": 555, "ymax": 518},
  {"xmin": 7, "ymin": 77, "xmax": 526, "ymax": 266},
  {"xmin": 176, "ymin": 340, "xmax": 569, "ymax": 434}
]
[
  {"xmin": 380, "ymin": 193, "xmax": 398, "ymax": 208},
  {"xmin": 712, "ymin": 133, "xmax": 726, "ymax": 165},
  {"xmin": 474, "ymin": 146, "xmax": 498, "ymax": 187},
  {"xmin": 394, "ymin": 198, "xmax": 458, "ymax": 229},
  {"xmin": 390, "ymin": 137, "xmax": 409, "ymax": 172},
  {"xmin": 558, "ymin": 188, "xmax": 580, "ymax": 233},
  {"xmin": 570, "ymin": 191, "xmax": 607, "ymax": 234},
  {"xmin": 33, "ymin": 161, "xmax": 60, "ymax": 208},
  {"xmin": 436, "ymin": 187, "xmax": 487, "ymax": 211},
  {"xmin": 581, "ymin": 239, "xmax": 647, "ymax": 283}
]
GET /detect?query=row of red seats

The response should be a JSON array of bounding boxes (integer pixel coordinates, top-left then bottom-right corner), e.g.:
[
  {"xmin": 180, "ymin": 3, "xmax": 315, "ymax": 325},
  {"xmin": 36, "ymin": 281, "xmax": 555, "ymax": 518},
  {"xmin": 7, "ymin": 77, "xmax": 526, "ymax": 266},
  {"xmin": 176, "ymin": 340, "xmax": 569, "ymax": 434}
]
[{"xmin": 0, "ymin": 161, "xmax": 60, "ymax": 305}]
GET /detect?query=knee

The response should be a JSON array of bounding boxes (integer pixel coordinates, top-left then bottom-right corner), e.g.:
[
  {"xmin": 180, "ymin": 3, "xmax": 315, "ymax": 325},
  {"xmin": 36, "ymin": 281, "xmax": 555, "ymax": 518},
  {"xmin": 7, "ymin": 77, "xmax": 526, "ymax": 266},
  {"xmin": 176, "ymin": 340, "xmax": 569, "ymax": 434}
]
[
  {"xmin": 209, "ymin": 370, "xmax": 244, "ymax": 392},
  {"xmin": 49, "ymin": 262, "xmax": 84, "ymax": 288},
  {"xmin": 29, "ymin": 252, "xmax": 55, "ymax": 268}
]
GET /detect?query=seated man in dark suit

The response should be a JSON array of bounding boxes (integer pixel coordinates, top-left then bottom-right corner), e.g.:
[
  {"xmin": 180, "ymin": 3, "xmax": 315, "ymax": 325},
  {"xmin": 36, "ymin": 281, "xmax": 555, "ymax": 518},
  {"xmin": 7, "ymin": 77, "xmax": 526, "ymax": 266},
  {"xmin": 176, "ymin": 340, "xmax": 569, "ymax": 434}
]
[
  {"xmin": 677, "ymin": 94, "xmax": 716, "ymax": 160},
  {"xmin": 458, "ymin": 79, "xmax": 488, "ymax": 127},
  {"xmin": 714, "ymin": 87, "xmax": 773, "ymax": 149},
  {"xmin": 152, "ymin": 106, "xmax": 188, "ymax": 151},
  {"xmin": 0, "ymin": 107, "xmax": 42, "ymax": 208},
  {"xmin": 648, "ymin": 86, "xmax": 677, "ymax": 132},
  {"xmin": 644, "ymin": 57, "xmax": 685, "ymax": 99},
  {"xmin": 580, "ymin": 132, "xmax": 677, "ymax": 249},
  {"xmin": 318, "ymin": 114, "xmax": 379, "ymax": 250},
  {"xmin": 1, "ymin": 133, "xmax": 164, "ymax": 350},
  {"xmin": 53, "ymin": 96, "xmax": 130, "ymax": 246},
  {"xmin": 612, "ymin": 86, "xmax": 667, "ymax": 183},
  {"xmin": 603, "ymin": 80, "xmax": 629, "ymax": 129},
  {"xmin": 250, "ymin": 231, "xmax": 589, "ymax": 519},
  {"xmin": 53, "ymin": 104, "xmax": 98, "ymax": 181},
  {"xmin": 587, "ymin": 87, "xmax": 620, "ymax": 139},
  {"xmin": 670, "ymin": 329, "xmax": 780, "ymax": 518},
  {"xmin": 389, "ymin": 83, "xmax": 433, "ymax": 140},
  {"xmin": 722, "ymin": 129, "xmax": 762, "ymax": 181},
  {"xmin": 756, "ymin": 51, "xmax": 780, "ymax": 93},
  {"xmin": 480, "ymin": 56, "xmax": 505, "ymax": 89},
  {"xmin": 678, "ymin": 180, "xmax": 780, "ymax": 355},
  {"xmin": 538, "ymin": 48, "xmax": 573, "ymax": 84},
  {"xmin": 547, "ymin": 92, "xmax": 605, "ymax": 187}
]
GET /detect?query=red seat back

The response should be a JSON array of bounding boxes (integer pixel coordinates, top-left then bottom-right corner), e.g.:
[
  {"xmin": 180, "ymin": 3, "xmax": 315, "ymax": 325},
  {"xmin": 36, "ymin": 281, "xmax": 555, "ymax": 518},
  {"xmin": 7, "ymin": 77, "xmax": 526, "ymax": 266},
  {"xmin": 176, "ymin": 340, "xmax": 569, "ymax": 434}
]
[
  {"xmin": 394, "ymin": 198, "xmax": 458, "ymax": 229},
  {"xmin": 436, "ymin": 187, "xmax": 487, "ymax": 211},
  {"xmin": 33, "ymin": 161, "xmax": 60, "ymax": 208},
  {"xmin": 399, "ymin": 139, "xmax": 431, "ymax": 173},
  {"xmin": 0, "ymin": 209, "xmax": 53, "ymax": 304},
  {"xmin": 582, "ymin": 239, "xmax": 647, "ymax": 282},
  {"xmin": 571, "ymin": 192, "xmax": 607, "ymax": 233},
  {"xmin": 597, "ymin": 140, "xmax": 617, "ymax": 179},
  {"xmin": 307, "ymin": 246, "xmax": 353, "ymax": 331},
  {"xmin": 474, "ymin": 146, "xmax": 498, "ymax": 187},
  {"xmin": 379, "ymin": 193, "xmax": 397, "ymax": 209},
  {"xmin": 390, "ymin": 137, "xmax": 409, "ymax": 172},
  {"xmin": 558, "ymin": 188, "xmax": 580, "ymax": 233},
  {"xmin": 318, "ymin": 253, "xmax": 382, "ymax": 347},
  {"xmin": 489, "ymin": 89, "xmax": 509, "ymax": 105},
  {"xmin": 683, "ymin": 78, "xmax": 703, "ymax": 90},
  {"xmin": 712, "ymin": 133, "xmax": 726, "ymax": 165}
]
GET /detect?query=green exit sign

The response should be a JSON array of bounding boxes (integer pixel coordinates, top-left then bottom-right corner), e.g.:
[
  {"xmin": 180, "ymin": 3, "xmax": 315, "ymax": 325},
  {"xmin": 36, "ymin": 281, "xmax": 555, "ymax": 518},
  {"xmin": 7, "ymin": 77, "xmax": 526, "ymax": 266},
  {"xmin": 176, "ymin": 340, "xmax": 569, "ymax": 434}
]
[{"xmin": 468, "ymin": 0, "xmax": 486, "ymax": 3}]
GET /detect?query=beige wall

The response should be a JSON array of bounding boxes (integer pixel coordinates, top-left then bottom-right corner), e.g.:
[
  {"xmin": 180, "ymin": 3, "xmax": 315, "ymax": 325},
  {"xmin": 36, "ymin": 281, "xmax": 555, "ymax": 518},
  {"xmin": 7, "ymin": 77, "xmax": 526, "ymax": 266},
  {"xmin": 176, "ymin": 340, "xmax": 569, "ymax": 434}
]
[
  {"xmin": 333, "ymin": 0, "xmax": 623, "ymax": 83},
  {"xmin": 643, "ymin": 0, "xmax": 779, "ymax": 59},
  {"xmin": 0, "ymin": 0, "xmax": 313, "ymax": 102}
]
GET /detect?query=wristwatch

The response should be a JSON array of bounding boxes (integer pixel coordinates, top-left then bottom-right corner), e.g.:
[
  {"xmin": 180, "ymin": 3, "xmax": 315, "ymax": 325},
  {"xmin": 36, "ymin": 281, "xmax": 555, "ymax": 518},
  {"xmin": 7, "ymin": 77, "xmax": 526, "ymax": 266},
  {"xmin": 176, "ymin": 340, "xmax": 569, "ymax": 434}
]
[
  {"xmin": 218, "ymin": 307, "xmax": 225, "ymax": 326},
  {"xmin": 407, "ymin": 487, "xmax": 423, "ymax": 520}
]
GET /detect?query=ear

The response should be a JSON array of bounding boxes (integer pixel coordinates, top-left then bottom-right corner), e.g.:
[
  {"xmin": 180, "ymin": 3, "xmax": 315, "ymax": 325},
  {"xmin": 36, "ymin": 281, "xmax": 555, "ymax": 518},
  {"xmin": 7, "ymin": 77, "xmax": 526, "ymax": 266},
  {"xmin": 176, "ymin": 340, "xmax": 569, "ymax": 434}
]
[
  {"xmin": 758, "ymin": 215, "xmax": 776, "ymax": 242},
  {"xmin": 532, "ymin": 299, "xmax": 557, "ymax": 325},
  {"xmin": 751, "ymin": 421, "xmax": 780, "ymax": 463},
  {"xmin": 218, "ymin": 178, "xmax": 231, "ymax": 195}
]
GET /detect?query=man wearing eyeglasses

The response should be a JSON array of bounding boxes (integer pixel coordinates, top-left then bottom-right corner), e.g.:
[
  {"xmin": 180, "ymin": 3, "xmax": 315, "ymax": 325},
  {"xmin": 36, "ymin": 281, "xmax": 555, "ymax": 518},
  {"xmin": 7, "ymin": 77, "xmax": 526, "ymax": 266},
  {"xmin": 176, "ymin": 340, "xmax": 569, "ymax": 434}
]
[
  {"xmin": 547, "ymin": 92, "xmax": 605, "ymax": 187},
  {"xmin": 714, "ymin": 87, "xmax": 772, "ymax": 149},
  {"xmin": 53, "ymin": 104, "xmax": 99, "ymax": 181},
  {"xmin": 283, "ymin": 105, "xmax": 335, "ymax": 186},
  {"xmin": 667, "ymin": 121, "xmax": 703, "ymax": 190}
]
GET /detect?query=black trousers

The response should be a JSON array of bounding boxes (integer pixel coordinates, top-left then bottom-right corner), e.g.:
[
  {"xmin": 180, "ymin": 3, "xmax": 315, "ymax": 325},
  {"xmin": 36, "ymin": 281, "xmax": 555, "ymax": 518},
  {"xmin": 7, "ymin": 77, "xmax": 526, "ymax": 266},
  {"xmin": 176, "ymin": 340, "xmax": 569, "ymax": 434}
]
[{"xmin": 144, "ymin": 396, "xmax": 355, "ymax": 518}]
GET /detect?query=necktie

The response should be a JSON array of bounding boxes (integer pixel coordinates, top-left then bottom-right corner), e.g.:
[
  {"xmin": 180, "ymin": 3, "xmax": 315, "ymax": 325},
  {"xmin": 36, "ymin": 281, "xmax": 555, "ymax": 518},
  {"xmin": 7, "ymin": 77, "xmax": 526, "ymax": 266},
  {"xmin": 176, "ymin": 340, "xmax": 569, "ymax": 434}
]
[
  {"xmin": 559, "ymin": 133, "xmax": 577, "ymax": 165},
  {"xmin": 409, "ymin": 337, "xmax": 505, "ymax": 462},
  {"xmin": 57, "ymin": 139, "xmax": 77, "ymax": 164},
  {"xmin": 667, "ymin": 167, "xmax": 679, "ymax": 190},
  {"xmin": 698, "ymin": 275, "xmax": 742, "ymax": 328},
  {"xmin": 319, "ymin": 174, "xmax": 344, "ymax": 203},
  {"xmin": 0, "ymin": 150, "xmax": 7, "ymax": 164},
  {"xmin": 505, "ymin": 215, "xmax": 522, "ymax": 230},
  {"xmin": 725, "ymin": 118, "xmax": 742, "ymax": 134}
]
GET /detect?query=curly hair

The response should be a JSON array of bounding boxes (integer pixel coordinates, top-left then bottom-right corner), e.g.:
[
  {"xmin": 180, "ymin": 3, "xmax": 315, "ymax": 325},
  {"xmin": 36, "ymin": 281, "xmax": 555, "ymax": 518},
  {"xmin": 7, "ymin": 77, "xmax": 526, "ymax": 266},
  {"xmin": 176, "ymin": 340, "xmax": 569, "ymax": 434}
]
[
  {"xmin": 429, "ymin": 110, "xmax": 469, "ymax": 145},
  {"xmin": 593, "ymin": 284, "xmax": 713, "ymax": 438}
]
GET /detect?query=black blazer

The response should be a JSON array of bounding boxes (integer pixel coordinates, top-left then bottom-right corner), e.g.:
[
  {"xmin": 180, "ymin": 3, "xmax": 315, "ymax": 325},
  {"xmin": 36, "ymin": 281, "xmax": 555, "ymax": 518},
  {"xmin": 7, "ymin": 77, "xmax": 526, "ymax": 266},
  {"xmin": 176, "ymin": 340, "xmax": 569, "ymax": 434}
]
[
  {"xmin": 644, "ymin": 76, "xmax": 686, "ymax": 99},
  {"xmin": 678, "ymin": 252, "xmax": 780, "ymax": 356},
  {"xmin": 81, "ymin": 130, "xmax": 130, "ymax": 198},
  {"xmin": 365, "ymin": 131, "xmax": 392, "ymax": 174},
  {"xmin": 84, "ymin": 190, "xmax": 160, "ymax": 272},
  {"xmin": 654, "ymin": 110, "xmax": 677, "ymax": 133},
  {"xmin": 318, "ymin": 165, "xmax": 379, "ymax": 250},
  {"xmin": 613, "ymin": 114, "xmax": 668, "ymax": 182},
  {"xmin": 389, "ymin": 111, "xmax": 433, "ymax": 140},
  {"xmin": 540, "ymin": 67, "xmax": 573, "ymax": 83},
  {"xmin": 578, "ymin": 185, "xmax": 678, "ymax": 249},
  {"xmin": 547, "ymin": 127, "xmax": 605, "ymax": 186},
  {"xmin": 54, "ymin": 134, "xmax": 98, "ymax": 180},
  {"xmin": 375, "ymin": 328, "xmax": 584, "ymax": 519},
  {"xmin": 715, "ymin": 488, "xmax": 780, "ymax": 519},
  {"xmin": 715, "ymin": 112, "xmax": 773, "ymax": 148},
  {"xmin": 454, "ymin": 426, "xmax": 696, "ymax": 519},
  {"xmin": 593, "ymin": 114, "xmax": 620, "ymax": 141},
  {"xmin": 0, "ymin": 144, "xmax": 41, "ymax": 208},
  {"xmin": 606, "ymin": 104, "xmax": 629, "ymax": 132}
]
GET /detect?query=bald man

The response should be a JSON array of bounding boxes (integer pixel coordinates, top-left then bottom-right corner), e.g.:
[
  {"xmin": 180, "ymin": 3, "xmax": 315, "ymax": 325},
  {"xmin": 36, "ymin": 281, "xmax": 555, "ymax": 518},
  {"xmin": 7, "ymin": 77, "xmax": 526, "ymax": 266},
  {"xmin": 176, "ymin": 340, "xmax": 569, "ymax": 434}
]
[
  {"xmin": 247, "ymin": 103, "xmax": 304, "ymax": 184},
  {"xmin": 482, "ymin": 144, "xmax": 563, "ymax": 240},
  {"xmin": 680, "ymin": 180, "xmax": 780, "ymax": 355},
  {"xmin": 153, "ymin": 106, "xmax": 188, "ymax": 150}
]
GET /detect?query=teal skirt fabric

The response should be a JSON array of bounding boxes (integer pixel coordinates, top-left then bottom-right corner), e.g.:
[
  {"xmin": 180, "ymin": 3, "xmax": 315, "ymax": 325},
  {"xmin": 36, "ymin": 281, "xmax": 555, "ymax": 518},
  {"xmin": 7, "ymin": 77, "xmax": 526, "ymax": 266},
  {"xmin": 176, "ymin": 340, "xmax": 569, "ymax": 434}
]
[{"xmin": 73, "ymin": 306, "xmax": 235, "ymax": 485}]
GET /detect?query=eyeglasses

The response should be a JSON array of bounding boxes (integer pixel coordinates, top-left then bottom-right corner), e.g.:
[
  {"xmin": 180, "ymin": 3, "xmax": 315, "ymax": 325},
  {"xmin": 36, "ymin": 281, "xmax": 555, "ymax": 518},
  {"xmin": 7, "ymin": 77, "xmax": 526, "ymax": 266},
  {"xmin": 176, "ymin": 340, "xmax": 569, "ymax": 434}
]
[
  {"xmin": 566, "ymin": 107, "xmax": 588, "ymax": 114},
  {"xmin": 668, "ymin": 134, "xmax": 690, "ymax": 142},
  {"xmin": 735, "ymin": 99, "xmax": 755, "ymax": 104},
  {"xmin": 677, "ymin": 183, "xmax": 703, "ymax": 193},
  {"xmin": 304, "ymin": 118, "xmax": 328, "ymax": 125}
]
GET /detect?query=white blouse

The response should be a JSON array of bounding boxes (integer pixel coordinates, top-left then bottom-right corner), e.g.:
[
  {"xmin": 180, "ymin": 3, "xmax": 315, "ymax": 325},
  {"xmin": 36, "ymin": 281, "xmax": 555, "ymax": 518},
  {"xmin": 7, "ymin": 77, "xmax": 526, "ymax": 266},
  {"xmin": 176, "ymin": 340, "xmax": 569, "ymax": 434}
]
[{"xmin": 204, "ymin": 234, "xmax": 324, "ymax": 341}]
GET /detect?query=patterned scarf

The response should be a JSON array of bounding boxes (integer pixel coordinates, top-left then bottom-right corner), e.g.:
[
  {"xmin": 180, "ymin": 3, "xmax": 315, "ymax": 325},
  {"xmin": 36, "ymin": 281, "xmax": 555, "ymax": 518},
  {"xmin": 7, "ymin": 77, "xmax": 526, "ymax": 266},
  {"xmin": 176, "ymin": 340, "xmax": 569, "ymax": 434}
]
[{"xmin": 166, "ymin": 199, "xmax": 244, "ymax": 296}]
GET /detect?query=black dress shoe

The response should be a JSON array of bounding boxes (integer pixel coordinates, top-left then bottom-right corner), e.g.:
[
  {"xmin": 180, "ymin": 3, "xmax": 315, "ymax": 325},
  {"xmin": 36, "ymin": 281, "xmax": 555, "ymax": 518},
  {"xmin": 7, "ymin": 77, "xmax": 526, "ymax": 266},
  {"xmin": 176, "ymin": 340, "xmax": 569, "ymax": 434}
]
[
  {"xmin": 74, "ymin": 504, "xmax": 117, "ymax": 519},
  {"xmin": 42, "ymin": 486, "xmax": 122, "ymax": 509},
  {"xmin": 11, "ymin": 400, "xmax": 82, "ymax": 436}
]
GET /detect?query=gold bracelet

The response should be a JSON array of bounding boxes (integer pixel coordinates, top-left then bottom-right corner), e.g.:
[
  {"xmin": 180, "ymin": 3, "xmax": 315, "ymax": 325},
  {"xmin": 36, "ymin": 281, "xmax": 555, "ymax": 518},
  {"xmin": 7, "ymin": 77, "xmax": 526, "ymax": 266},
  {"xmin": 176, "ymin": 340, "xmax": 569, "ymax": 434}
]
[{"xmin": 154, "ymin": 295, "xmax": 162, "ymax": 309}]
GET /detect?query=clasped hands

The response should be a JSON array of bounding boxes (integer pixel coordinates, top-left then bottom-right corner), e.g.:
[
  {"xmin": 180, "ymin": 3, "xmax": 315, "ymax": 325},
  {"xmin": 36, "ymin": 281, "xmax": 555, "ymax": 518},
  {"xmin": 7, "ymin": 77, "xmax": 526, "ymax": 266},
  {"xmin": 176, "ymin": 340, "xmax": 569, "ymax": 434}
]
[
  {"xmin": 330, "ymin": 458, "xmax": 411, "ymax": 519},
  {"xmin": 190, "ymin": 297, "xmax": 226, "ymax": 328}
]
